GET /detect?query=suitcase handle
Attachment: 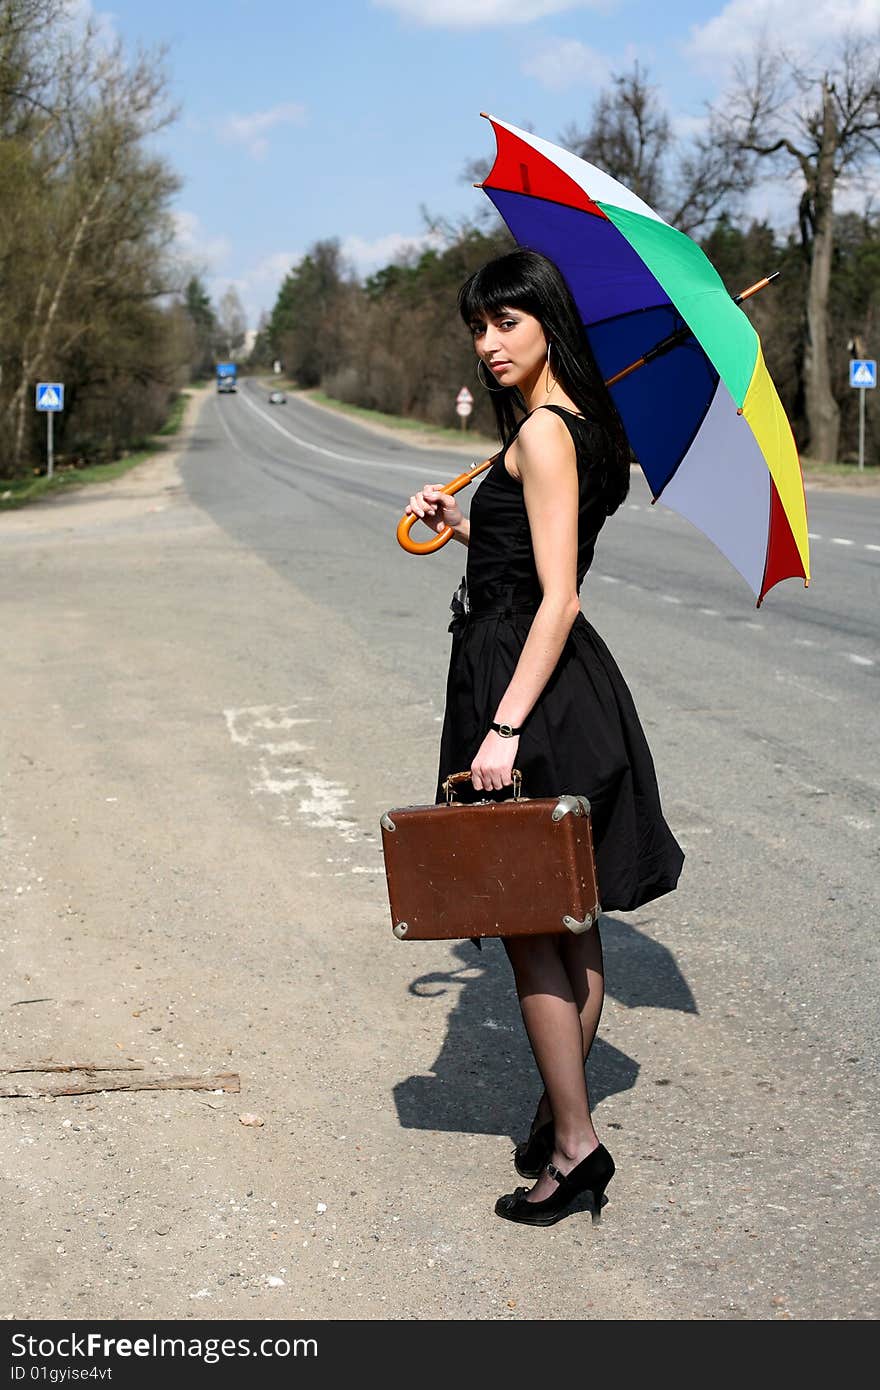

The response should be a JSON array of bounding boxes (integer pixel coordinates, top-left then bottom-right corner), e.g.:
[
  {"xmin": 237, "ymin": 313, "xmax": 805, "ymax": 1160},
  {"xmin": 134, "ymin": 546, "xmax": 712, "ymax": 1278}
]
[{"xmin": 442, "ymin": 768, "xmax": 523, "ymax": 804}]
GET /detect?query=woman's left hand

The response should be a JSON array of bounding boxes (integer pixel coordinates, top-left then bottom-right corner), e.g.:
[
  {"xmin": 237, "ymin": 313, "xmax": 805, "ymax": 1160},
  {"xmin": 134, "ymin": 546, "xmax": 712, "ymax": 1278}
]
[{"xmin": 471, "ymin": 731, "xmax": 520, "ymax": 793}]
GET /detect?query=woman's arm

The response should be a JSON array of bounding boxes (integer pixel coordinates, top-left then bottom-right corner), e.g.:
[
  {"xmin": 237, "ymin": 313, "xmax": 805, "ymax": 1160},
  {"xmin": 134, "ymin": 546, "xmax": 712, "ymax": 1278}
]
[
  {"xmin": 450, "ymin": 517, "xmax": 470, "ymax": 546},
  {"xmin": 470, "ymin": 411, "xmax": 580, "ymax": 791}
]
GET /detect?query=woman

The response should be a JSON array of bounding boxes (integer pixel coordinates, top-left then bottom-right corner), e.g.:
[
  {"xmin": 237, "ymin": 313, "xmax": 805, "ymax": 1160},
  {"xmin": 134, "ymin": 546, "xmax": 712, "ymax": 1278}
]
[{"xmin": 405, "ymin": 249, "xmax": 685, "ymax": 1227}]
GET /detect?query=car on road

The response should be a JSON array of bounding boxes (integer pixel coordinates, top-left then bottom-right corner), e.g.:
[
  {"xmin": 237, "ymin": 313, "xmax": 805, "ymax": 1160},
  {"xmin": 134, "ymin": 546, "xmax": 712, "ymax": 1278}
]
[{"xmin": 268, "ymin": 390, "xmax": 287, "ymax": 405}]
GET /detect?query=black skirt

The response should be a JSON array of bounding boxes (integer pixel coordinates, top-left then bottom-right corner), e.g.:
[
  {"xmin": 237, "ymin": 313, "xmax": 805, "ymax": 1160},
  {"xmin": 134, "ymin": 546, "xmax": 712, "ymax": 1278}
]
[{"xmin": 436, "ymin": 599, "xmax": 684, "ymax": 915}]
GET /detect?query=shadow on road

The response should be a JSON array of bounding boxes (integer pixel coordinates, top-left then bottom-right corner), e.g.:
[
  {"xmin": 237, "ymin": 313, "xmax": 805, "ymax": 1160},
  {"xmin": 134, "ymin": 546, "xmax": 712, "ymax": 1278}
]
[{"xmin": 393, "ymin": 915, "xmax": 695, "ymax": 1138}]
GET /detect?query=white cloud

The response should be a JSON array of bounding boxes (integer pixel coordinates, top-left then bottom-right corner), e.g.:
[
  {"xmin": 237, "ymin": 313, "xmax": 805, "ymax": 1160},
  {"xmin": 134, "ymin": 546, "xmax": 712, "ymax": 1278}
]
[
  {"xmin": 687, "ymin": 0, "xmax": 880, "ymax": 67},
  {"xmin": 213, "ymin": 250, "xmax": 302, "ymax": 326},
  {"xmin": 835, "ymin": 166, "xmax": 880, "ymax": 215},
  {"xmin": 373, "ymin": 0, "xmax": 613, "ymax": 28},
  {"xmin": 244, "ymin": 251, "xmax": 302, "ymax": 288},
  {"xmin": 212, "ymin": 233, "xmax": 448, "ymax": 329},
  {"xmin": 222, "ymin": 102, "xmax": 307, "ymax": 160},
  {"xmin": 670, "ymin": 111, "xmax": 710, "ymax": 142},
  {"xmin": 64, "ymin": 0, "xmax": 116, "ymax": 42},
  {"xmin": 521, "ymin": 37, "xmax": 610, "ymax": 91},
  {"xmin": 339, "ymin": 229, "xmax": 445, "ymax": 274},
  {"xmin": 171, "ymin": 211, "xmax": 231, "ymax": 271},
  {"xmin": 738, "ymin": 159, "xmax": 880, "ymax": 232}
]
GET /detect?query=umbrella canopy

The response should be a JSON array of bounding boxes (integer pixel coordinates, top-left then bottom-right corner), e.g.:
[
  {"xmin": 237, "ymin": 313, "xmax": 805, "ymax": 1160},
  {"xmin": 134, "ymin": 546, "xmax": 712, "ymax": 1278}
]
[{"xmin": 479, "ymin": 115, "xmax": 810, "ymax": 607}]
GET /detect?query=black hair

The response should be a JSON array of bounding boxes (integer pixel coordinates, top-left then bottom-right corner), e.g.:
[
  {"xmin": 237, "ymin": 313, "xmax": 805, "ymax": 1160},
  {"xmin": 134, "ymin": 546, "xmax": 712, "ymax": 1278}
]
[{"xmin": 458, "ymin": 248, "xmax": 630, "ymax": 514}]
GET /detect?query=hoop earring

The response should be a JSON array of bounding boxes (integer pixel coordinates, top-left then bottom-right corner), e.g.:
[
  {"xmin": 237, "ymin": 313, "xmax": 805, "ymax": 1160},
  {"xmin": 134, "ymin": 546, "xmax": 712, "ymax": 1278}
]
[
  {"xmin": 544, "ymin": 341, "xmax": 558, "ymax": 397},
  {"xmin": 476, "ymin": 358, "xmax": 505, "ymax": 392}
]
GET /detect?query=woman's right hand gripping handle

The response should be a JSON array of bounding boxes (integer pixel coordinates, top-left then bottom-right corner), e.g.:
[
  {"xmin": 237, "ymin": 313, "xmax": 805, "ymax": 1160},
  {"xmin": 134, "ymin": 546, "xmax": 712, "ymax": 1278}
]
[{"xmin": 404, "ymin": 484, "xmax": 464, "ymax": 538}]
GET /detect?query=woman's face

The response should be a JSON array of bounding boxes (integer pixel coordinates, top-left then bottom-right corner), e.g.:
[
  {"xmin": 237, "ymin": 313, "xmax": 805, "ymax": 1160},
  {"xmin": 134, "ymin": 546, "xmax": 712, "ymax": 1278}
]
[{"xmin": 470, "ymin": 304, "xmax": 548, "ymax": 389}]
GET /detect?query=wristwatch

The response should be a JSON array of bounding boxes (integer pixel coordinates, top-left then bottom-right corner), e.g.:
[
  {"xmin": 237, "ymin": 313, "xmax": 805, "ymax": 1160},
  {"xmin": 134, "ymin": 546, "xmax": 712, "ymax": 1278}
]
[{"xmin": 490, "ymin": 721, "xmax": 523, "ymax": 738}]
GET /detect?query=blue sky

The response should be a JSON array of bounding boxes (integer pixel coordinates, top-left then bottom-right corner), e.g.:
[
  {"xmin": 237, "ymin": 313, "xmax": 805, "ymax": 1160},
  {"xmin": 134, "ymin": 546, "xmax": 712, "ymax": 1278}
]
[{"xmin": 98, "ymin": 0, "xmax": 880, "ymax": 327}]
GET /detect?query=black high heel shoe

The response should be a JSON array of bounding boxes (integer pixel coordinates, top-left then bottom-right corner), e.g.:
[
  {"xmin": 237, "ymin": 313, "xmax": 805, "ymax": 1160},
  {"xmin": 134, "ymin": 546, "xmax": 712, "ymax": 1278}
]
[
  {"xmin": 513, "ymin": 1120, "xmax": 554, "ymax": 1180},
  {"xmin": 496, "ymin": 1144, "xmax": 615, "ymax": 1227}
]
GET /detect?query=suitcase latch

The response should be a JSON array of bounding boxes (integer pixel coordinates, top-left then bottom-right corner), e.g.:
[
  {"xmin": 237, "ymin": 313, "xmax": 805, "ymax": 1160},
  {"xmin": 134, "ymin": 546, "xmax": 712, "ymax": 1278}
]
[
  {"xmin": 552, "ymin": 794, "xmax": 592, "ymax": 821},
  {"xmin": 562, "ymin": 910, "xmax": 598, "ymax": 934}
]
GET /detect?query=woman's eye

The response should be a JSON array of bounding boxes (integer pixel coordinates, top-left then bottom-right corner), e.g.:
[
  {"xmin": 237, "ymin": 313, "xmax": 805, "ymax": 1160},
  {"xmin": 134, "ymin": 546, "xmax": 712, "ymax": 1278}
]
[{"xmin": 469, "ymin": 317, "xmax": 516, "ymax": 334}]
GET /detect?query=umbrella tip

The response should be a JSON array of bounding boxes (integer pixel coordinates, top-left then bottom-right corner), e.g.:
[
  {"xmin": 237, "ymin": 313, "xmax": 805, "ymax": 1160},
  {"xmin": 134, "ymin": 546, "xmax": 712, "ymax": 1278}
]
[
  {"xmin": 480, "ymin": 111, "xmax": 491, "ymax": 120},
  {"xmin": 473, "ymin": 182, "xmax": 483, "ymax": 188}
]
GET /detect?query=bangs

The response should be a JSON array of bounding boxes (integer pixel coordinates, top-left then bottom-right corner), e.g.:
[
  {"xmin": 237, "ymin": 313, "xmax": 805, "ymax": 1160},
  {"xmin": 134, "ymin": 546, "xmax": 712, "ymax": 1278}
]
[{"xmin": 458, "ymin": 256, "xmax": 540, "ymax": 326}]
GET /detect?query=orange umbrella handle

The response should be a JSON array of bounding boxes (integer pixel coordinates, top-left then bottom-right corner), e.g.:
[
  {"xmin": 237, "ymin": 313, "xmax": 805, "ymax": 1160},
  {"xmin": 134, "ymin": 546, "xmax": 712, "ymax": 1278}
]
[{"xmin": 396, "ymin": 457, "xmax": 495, "ymax": 553}]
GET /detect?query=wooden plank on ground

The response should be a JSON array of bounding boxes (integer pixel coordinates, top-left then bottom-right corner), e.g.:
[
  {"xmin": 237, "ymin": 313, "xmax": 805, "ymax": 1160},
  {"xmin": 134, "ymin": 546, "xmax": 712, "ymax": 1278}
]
[{"xmin": 0, "ymin": 1071, "xmax": 240, "ymax": 1097}]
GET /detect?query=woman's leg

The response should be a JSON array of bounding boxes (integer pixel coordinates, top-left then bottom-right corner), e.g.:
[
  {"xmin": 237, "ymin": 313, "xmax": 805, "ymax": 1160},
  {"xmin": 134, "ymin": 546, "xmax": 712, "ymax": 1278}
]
[
  {"xmin": 503, "ymin": 934, "xmax": 599, "ymax": 1202},
  {"xmin": 530, "ymin": 925, "xmax": 605, "ymax": 1131}
]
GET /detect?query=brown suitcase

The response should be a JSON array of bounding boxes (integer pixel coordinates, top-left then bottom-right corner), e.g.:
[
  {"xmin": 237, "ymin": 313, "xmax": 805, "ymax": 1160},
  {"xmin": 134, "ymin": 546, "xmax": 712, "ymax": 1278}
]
[{"xmin": 380, "ymin": 770, "xmax": 601, "ymax": 941}]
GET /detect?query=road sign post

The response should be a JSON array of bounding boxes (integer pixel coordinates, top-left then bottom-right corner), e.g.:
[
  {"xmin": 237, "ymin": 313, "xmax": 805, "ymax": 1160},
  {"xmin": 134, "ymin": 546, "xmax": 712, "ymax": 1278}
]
[
  {"xmin": 849, "ymin": 360, "xmax": 876, "ymax": 471},
  {"xmin": 35, "ymin": 383, "xmax": 64, "ymax": 479},
  {"xmin": 456, "ymin": 386, "xmax": 474, "ymax": 431}
]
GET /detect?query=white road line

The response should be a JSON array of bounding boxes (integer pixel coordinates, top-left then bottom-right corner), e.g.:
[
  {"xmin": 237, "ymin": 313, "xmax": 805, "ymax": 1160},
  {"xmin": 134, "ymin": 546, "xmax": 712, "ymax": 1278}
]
[
  {"xmin": 597, "ymin": 574, "xmax": 620, "ymax": 583},
  {"xmin": 213, "ymin": 398, "xmax": 382, "ymax": 509},
  {"xmin": 774, "ymin": 671, "xmax": 839, "ymax": 703},
  {"xmin": 866, "ymin": 544, "xmax": 880, "ymax": 553},
  {"xmin": 743, "ymin": 621, "xmax": 764, "ymax": 630},
  {"xmin": 238, "ymin": 388, "xmax": 444, "ymax": 476},
  {"xmin": 846, "ymin": 653, "xmax": 875, "ymax": 667},
  {"xmin": 628, "ymin": 503, "xmax": 642, "ymax": 511},
  {"xmin": 808, "ymin": 532, "xmax": 822, "ymax": 540},
  {"xmin": 793, "ymin": 638, "xmax": 817, "ymax": 647},
  {"xmin": 213, "ymin": 396, "xmax": 250, "ymax": 456},
  {"xmin": 830, "ymin": 537, "xmax": 855, "ymax": 546},
  {"xmin": 661, "ymin": 594, "xmax": 682, "ymax": 603},
  {"xmin": 699, "ymin": 607, "xmax": 719, "ymax": 616}
]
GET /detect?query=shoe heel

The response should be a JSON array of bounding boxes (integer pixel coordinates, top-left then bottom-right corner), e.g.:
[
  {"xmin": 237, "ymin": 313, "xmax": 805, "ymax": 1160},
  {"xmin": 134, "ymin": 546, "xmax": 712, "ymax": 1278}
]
[{"xmin": 589, "ymin": 1181, "xmax": 610, "ymax": 1226}]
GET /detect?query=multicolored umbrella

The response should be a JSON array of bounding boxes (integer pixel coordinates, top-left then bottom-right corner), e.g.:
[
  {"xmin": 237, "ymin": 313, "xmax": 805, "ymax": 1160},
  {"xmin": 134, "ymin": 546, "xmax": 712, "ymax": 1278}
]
[{"xmin": 477, "ymin": 115, "xmax": 810, "ymax": 607}]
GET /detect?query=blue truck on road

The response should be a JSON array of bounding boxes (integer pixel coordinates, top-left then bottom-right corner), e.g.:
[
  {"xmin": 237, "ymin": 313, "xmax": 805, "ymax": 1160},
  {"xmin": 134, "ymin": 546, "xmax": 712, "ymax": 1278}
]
[{"xmin": 216, "ymin": 362, "xmax": 237, "ymax": 393}]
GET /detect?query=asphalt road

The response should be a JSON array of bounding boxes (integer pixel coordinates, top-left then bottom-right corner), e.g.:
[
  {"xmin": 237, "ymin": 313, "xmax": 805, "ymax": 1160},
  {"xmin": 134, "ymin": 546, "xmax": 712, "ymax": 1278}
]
[
  {"xmin": 194, "ymin": 379, "xmax": 879, "ymax": 1052},
  {"xmin": 1, "ymin": 381, "xmax": 877, "ymax": 1321}
]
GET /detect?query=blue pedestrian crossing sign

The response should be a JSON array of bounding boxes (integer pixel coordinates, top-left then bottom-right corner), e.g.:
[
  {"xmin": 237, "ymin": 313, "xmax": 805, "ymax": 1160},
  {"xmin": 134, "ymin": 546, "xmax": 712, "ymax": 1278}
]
[
  {"xmin": 35, "ymin": 382, "xmax": 64, "ymax": 411},
  {"xmin": 849, "ymin": 360, "xmax": 876, "ymax": 389}
]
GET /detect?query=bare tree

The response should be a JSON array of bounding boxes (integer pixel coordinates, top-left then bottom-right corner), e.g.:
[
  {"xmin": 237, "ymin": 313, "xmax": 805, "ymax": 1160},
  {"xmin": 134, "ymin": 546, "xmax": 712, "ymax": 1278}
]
[
  {"xmin": 563, "ymin": 63, "xmax": 671, "ymax": 208},
  {"xmin": 217, "ymin": 285, "xmax": 247, "ymax": 359},
  {"xmin": 561, "ymin": 63, "xmax": 750, "ymax": 236},
  {"xmin": 721, "ymin": 37, "xmax": 880, "ymax": 462},
  {"xmin": 0, "ymin": 3, "xmax": 179, "ymax": 472}
]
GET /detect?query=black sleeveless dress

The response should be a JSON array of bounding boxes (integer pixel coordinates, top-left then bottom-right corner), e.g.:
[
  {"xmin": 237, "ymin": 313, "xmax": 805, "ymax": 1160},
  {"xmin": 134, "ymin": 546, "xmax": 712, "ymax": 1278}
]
[{"xmin": 435, "ymin": 404, "xmax": 684, "ymax": 916}]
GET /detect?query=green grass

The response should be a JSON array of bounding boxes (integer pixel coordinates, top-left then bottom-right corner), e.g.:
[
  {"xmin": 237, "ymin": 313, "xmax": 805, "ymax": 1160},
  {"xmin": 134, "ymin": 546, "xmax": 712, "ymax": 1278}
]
[
  {"xmin": 0, "ymin": 390, "xmax": 194, "ymax": 510},
  {"xmin": 799, "ymin": 456, "xmax": 878, "ymax": 481},
  {"xmin": 155, "ymin": 390, "xmax": 189, "ymax": 437},
  {"xmin": 305, "ymin": 388, "xmax": 496, "ymax": 446}
]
